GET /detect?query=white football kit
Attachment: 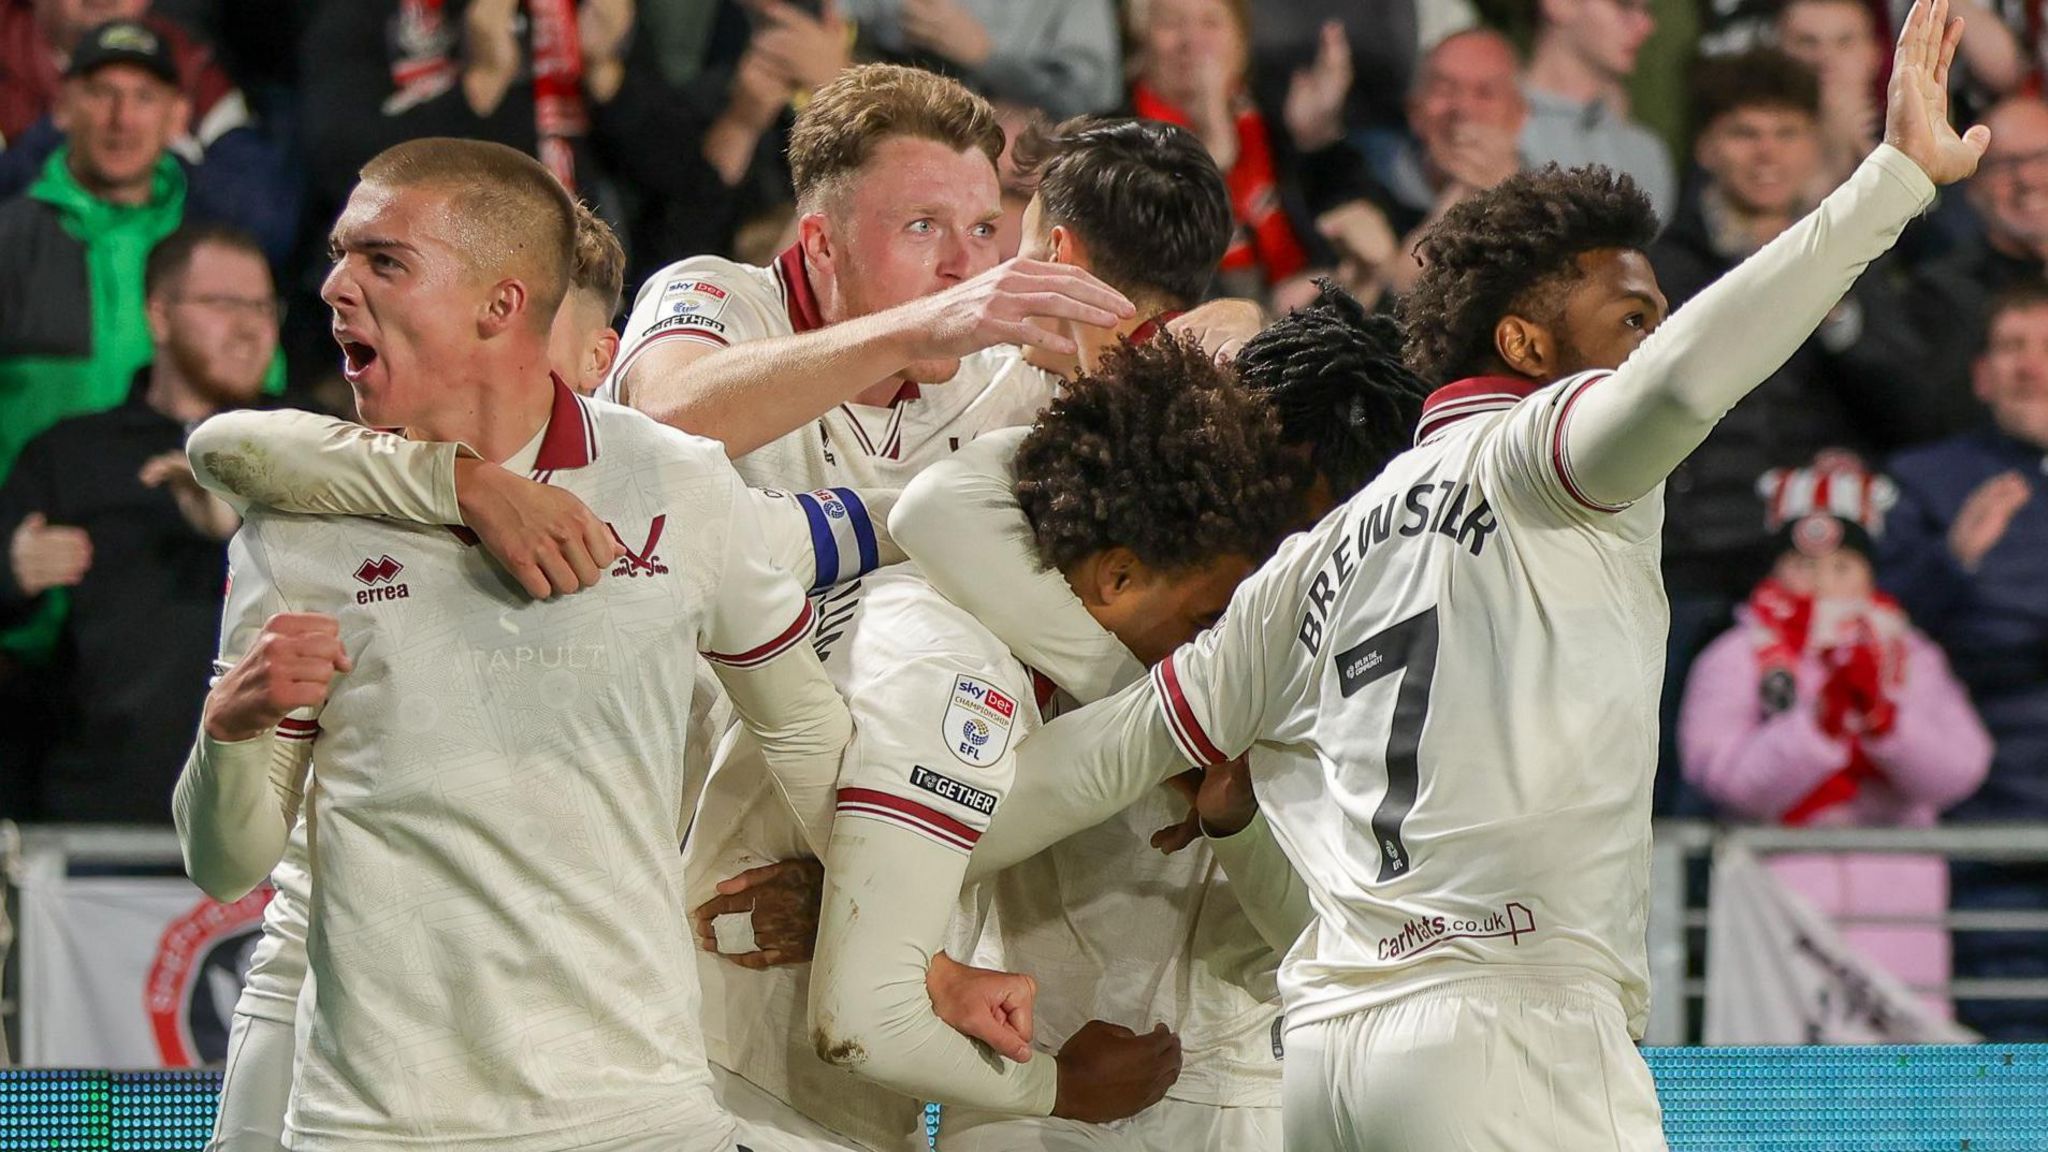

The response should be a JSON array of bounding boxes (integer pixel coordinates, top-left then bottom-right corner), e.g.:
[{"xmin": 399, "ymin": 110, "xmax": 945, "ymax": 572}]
[
  {"xmin": 879, "ymin": 430, "xmax": 1295, "ymax": 1152},
  {"xmin": 607, "ymin": 246, "xmax": 1058, "ymax": 492},
  {"xmin": 891, "ymin": 146, "xmax": 1936, "ymax": 1150},
  {"xmin": 175, "ymin": 407, "xmax": 890, "ymax": 1152},
  {"xmin": 213, "ymin": 382, "xmax": 827, "ymax": 1152}
]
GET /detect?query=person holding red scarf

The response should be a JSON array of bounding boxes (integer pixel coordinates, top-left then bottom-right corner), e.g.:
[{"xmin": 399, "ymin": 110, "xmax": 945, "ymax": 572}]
[
  {"xmin": 1126, "ymin": 0, "xmax": 1310, "ymax": 299},
  {"xmin": 1681, "ymin": 454, "xmax": 1991, "ymax": 1016}
]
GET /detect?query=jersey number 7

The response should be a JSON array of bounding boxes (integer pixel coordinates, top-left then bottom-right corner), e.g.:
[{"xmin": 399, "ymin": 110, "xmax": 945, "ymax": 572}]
[{"xmin": 1335, "ymin": 608, "xmax": 1439, "ymax": 882}]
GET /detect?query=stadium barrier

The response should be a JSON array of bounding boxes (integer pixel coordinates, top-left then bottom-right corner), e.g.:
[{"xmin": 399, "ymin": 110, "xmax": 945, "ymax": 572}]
[
  {"xmin": 7, "ymin": 822, "xmax": 2048, "ymax": 1147},
  {"xmin": 4, "ymin": 1049, "xmax": 2048, "ymax": 1150}
]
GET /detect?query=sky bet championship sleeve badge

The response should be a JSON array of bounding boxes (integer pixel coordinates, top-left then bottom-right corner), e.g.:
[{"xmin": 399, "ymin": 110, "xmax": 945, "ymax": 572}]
[{"xmin": 944, "ymin": 676, "xmax": 1016, "ymax": 767}]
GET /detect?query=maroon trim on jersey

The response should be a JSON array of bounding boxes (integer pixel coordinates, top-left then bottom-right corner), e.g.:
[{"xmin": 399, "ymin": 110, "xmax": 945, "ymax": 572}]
[
  {"xmin": 533, "ymin": 374, "xmax": 599, "ymax": 471},
  {"xmin": 1153, "ymin": 655, "xmax": 1230, "ymax": 768},
  {"xmin": 704, "ymin": 599, "xmax": 818, "ymax": 668},
  {"xmin": 277, "ymin": 717, "xmax": 320, "ymax": 742},
  {"xmin": 836, "ymin": 786, "xmax": 980, "ymax": 852},
  {"xmin": 1127, "ymin": 310, "xmax": 1186, "ymax": 346},
  {"xmin": 1550, "ymin": 372, "xmax": 1626, "ymax": 513},
  {"xmin": 1414, "ymin": 375, "xmax": 1541, "ymax": 444},
  {"xmin": 775, "ymin": 244, "xmax": 826, "ymax": 333},
  {"xmin": 615, "ymin": 326, "xmax": 728, "ymax": 381}
]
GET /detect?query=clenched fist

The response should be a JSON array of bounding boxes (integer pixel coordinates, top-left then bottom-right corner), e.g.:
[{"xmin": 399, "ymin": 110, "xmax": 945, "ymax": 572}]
[{"xmin": 204, "ymin": 613, "xmax": 352, "ymax": 742}]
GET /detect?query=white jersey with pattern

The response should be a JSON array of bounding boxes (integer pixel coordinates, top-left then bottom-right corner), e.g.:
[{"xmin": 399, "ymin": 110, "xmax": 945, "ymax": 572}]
[
  {"xmin": 1148, "ymin": 371, "xmax": 1665, "ymax": 1036},
  {"xmin": 222, "ymin": 382, "xmax": 818, "ymax": 1152}
]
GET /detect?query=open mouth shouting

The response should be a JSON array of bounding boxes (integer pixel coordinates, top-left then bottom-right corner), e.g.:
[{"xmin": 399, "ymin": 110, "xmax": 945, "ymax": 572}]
[{"xmin": 337, "ymin": 332, "xmax": 380, "ymax": 383}]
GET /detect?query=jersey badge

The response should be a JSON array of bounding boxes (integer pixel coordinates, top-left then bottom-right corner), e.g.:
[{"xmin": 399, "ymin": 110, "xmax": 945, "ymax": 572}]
[
  {"xmin": 944, "ymin": 676, "xmax": 1016, "ymax": 767},
  {"xmin": 608, "ymin": 515, "xmax": 670, "ymax": 578},
  {"xmin": 353, "ymin": 554, "xmax": 411, "ymax": 604},
  {"xmin": 660, "ymin": 278, "xmax": 732, "ymax": 320}
]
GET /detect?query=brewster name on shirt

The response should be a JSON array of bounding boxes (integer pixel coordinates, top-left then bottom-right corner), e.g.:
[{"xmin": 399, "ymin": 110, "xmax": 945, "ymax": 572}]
[{"xmin": 1297, "ymin": 475, "xmax": 1498, "ymax": 656}]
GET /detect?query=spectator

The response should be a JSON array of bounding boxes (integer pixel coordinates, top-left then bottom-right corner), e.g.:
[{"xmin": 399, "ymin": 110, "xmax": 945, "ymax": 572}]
[
  {"xmin": 1241, "ymin": 0, "xmax": 1476, "ymax": 135},
  {"xmin": 0, "ymin": 0, "xmax": 248, "ymax": 150},
  {"xmin": 1774, "ymin": 0, "xmax": 1885, "ymax": 191},
  {"xmin": 841, "ymin": 0, "xmax": 1119, "ymax": 119},
  {"xmin": 0, "ymin": 223, "xmax": 275, "ymax": 822},
  {"xmin": 1932, "ymin": 96, "xmax": 2048, "ymax": 297},
  {"xmin": 1127, "ymin": 0, "xmax": 1310, "ymax": 299},
  {"xmin": 1882, "ymin": 280, "xmax": 2048, "ymax": 1038},
  {"xmin": 1521, "ymin": 0, "xmax": 1676, "ymax": 219},
  {"xmin": 1649, "ymin": 48, "xmax": 1978, "ymax": 813},
  {"xmin": 1683, "ymin": 455, "xmax": 1991, "ymax": 1018},
  {"xmin": 1356, "ymin": 28, "xmax": 1526, "ymax": 295},
  {"xmin": 0, "ymin": 19, "xmax": 194, "ymax": 481}
]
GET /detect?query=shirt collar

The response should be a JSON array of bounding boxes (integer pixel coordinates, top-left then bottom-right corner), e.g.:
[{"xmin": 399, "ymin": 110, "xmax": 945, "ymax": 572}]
[
  {"xmin": 774, "ymin": 243, "xmax": 826, "ymax": 334},
  {"xmin": 1414, "ymin": 375, "xmax": 1543, "ymax": 444},
  {"xmin": 522, "ymin": 373, "xmax": 598, "ymax": 476},
  {"xmin": 1128, "ymin": 309, "xmax": 1187, "ymax": 346}
]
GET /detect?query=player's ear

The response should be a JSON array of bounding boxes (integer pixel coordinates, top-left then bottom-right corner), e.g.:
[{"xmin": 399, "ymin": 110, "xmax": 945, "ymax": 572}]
[
  {"xmin": 1094, "ymin": 547, "xmax": 1144, "ymax": 602},
  {"xmin": 590, "ymin": 326, "xmax": 620, "ymax": 381},
  {"xmin": 478, "ymin": 278, "xmax": 527, "ymax": 338},
  {"xmin": 1494, "ymin": 314, "xmax": 1553, "ymax": 379},
  {"xmin": 1049, "ymin": 223, "xmax": 1086, "ymax": 269},
  {"xmin": 798, "ymin": 212, "xmax": 834, "ymax": 280}
]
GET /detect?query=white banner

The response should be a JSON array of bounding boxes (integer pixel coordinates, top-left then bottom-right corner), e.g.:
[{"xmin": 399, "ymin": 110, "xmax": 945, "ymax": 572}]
[
  {"xmin": 1705, "ymin": 841, "xmax": 1974, "ymax": 1045},
  {"xmin": 19, "ymin": 865, "xmax": 269, "ymax": 1067}
]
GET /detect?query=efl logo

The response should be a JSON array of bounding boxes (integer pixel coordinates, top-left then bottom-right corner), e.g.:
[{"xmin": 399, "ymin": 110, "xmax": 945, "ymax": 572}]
[{"xmin": 353, "ymin": 555, "xmax": 411, "ymax": 604}]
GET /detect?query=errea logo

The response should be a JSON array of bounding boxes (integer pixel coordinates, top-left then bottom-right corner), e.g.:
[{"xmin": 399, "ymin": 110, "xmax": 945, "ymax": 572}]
[{"xmin": 353, "ymin": 555, "xmax": 411, "ymax": 604}]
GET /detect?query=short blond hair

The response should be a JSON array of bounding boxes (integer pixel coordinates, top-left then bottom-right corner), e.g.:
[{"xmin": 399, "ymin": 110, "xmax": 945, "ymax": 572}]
[
  {"xmin": 787, "ymin": 64, "xmax": 1003, "ymax": 211},
  {"xmin": 358, "ymin": 138, "xmax": 575, "ymax": 330},
  {"xmin": 569, "ymin": 200, "xmax": 625, "ymax": 319}
]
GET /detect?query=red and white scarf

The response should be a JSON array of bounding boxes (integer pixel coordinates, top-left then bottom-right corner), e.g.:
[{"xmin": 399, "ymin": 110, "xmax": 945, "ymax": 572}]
[{"xmin": 387, "ymin": 0, "xmax": 586, "ymax": 191}]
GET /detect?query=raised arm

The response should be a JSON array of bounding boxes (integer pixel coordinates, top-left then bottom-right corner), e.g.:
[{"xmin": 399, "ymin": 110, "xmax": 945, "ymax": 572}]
[
  {"xmin": 890, "ymin": 431, "xmax": 1144, "ymax": 704},
  {"xmin": 1557, "ymin": 0, "xmax": 1987, "ymax": 510},
  {"xmin": 621, "ymin": 257, "xmax": 1132, "ymax": 457},
  {"xmin": 188, "ymin": 408, "xmax": 623, "ymax": 599}
]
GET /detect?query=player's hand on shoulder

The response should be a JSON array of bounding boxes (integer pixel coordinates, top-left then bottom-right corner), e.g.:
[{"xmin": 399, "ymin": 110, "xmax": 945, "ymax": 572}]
[
  {"xmin": 1882, "ymin": 0, "xmax": 1991, "ymax": 184},
  {"xmin": 690, "ymin": 857, "xmax": 825, "ymax": 968},
  {"xmin": 204, "ymin": 613, "xmax": 351, "ymax": 743},
  {"xmin": 925, "ymin": 952, "xmax": 1035, "ymax": 1063},
  {"xmin": 1052, "ymin": 1020, "xmax": 1182, "ymax": 1123},
  {"xmin": 912, "ymin": 258, "xmax": 1135, "ymax": 361},
  {"xmin": 453, "ymin": 457, "xmax": 623, "ymax": 599},
  {"xmin": 1168, "ymin": 297, "xmax": 1265, "ymax": 363}
]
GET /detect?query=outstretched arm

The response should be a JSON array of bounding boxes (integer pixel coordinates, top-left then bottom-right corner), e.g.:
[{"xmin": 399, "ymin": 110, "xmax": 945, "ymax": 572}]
[
  {"xmin": 623, "ymin": 257, "xmax": 1133, "ymax": 457},
  {"xmin": 1556, "ymin": 0, "xmax": 1986, "ymax": 511}
]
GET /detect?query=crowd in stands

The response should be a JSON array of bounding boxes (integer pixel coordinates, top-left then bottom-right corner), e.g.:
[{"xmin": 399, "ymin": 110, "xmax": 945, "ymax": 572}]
[{"xmin": 4, "ymin": 0, "xmax": 2048, "ymax": 1036}]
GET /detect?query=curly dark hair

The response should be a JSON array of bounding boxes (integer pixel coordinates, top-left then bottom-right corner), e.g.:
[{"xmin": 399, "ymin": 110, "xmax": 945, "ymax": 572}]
[
  {"xmin": 1015, "ymin": 334, "xmax": 1305, "ymax": 573},
  {"xmin": 1236, "ymin": 280, "xmax": 1433, "ymax": 499},
  {"xmin": 1399, "ymin": 165, "xmax": 1659, "ymax": 386}
]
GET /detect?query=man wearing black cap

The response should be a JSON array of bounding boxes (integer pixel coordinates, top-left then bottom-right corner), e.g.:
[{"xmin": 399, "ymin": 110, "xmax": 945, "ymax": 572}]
[{"xmin": 0, "ymin": 19, "xmax": 214, "ymax": 785}]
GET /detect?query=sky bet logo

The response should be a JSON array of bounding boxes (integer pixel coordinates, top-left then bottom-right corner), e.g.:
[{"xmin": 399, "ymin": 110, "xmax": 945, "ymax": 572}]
[{"xmin": 353, "ymin": 555, "xmax": 410, "ymax": 604}]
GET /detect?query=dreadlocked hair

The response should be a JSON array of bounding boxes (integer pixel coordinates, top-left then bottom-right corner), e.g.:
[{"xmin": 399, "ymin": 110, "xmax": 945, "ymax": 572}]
[
  {"xmin": 1015, "ymin": 333, "xmax": 1306, "ymax": 574},
  {"xmin": 1236, "ymin": 280, "xmax": 1433, "ymax": 500},
  {"xmin": 1399, "ymin": 164, "xmax": 1658, "ymax": 386}
]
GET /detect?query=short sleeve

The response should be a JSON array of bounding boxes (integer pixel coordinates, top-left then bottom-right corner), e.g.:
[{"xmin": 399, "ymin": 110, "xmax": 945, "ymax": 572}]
[
  {"xmin": 700, "ymin": 472, "xmax": 818, "ymax": 668},
  {"xmin": 610, "ymin": 256, "xmax": 789, "ymax": 387},
  {"xmin": 1151, "ymin": 524, "xmax": 1325, "ymax": 768},
  {"xmin": 752, "ymin": 485, "xmax": 887, "ymax": 594}
]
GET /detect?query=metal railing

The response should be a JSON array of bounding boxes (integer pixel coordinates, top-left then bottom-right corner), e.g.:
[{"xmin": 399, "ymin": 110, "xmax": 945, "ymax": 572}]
[{"xmin": 1648, "ymin": 820, "xmax": 2048, "ymax": 1044}]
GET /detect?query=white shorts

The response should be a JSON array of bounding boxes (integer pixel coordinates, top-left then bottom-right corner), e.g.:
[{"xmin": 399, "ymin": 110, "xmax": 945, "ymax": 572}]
[
  {"xmin": 715, "ymin": 1065, "xmax": 903, "ymax": 1152},
  {"xmin": 208, "ymin": 1012, "xmax": 294, "ymax": 1152},
  {"xmin": 933, "ymin": 1095, "xmax": 1280, "ymax": 1151},
  {"xmin": 1281, "ymin": 977, "xmax": 1666, "ymax": 1152}
]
